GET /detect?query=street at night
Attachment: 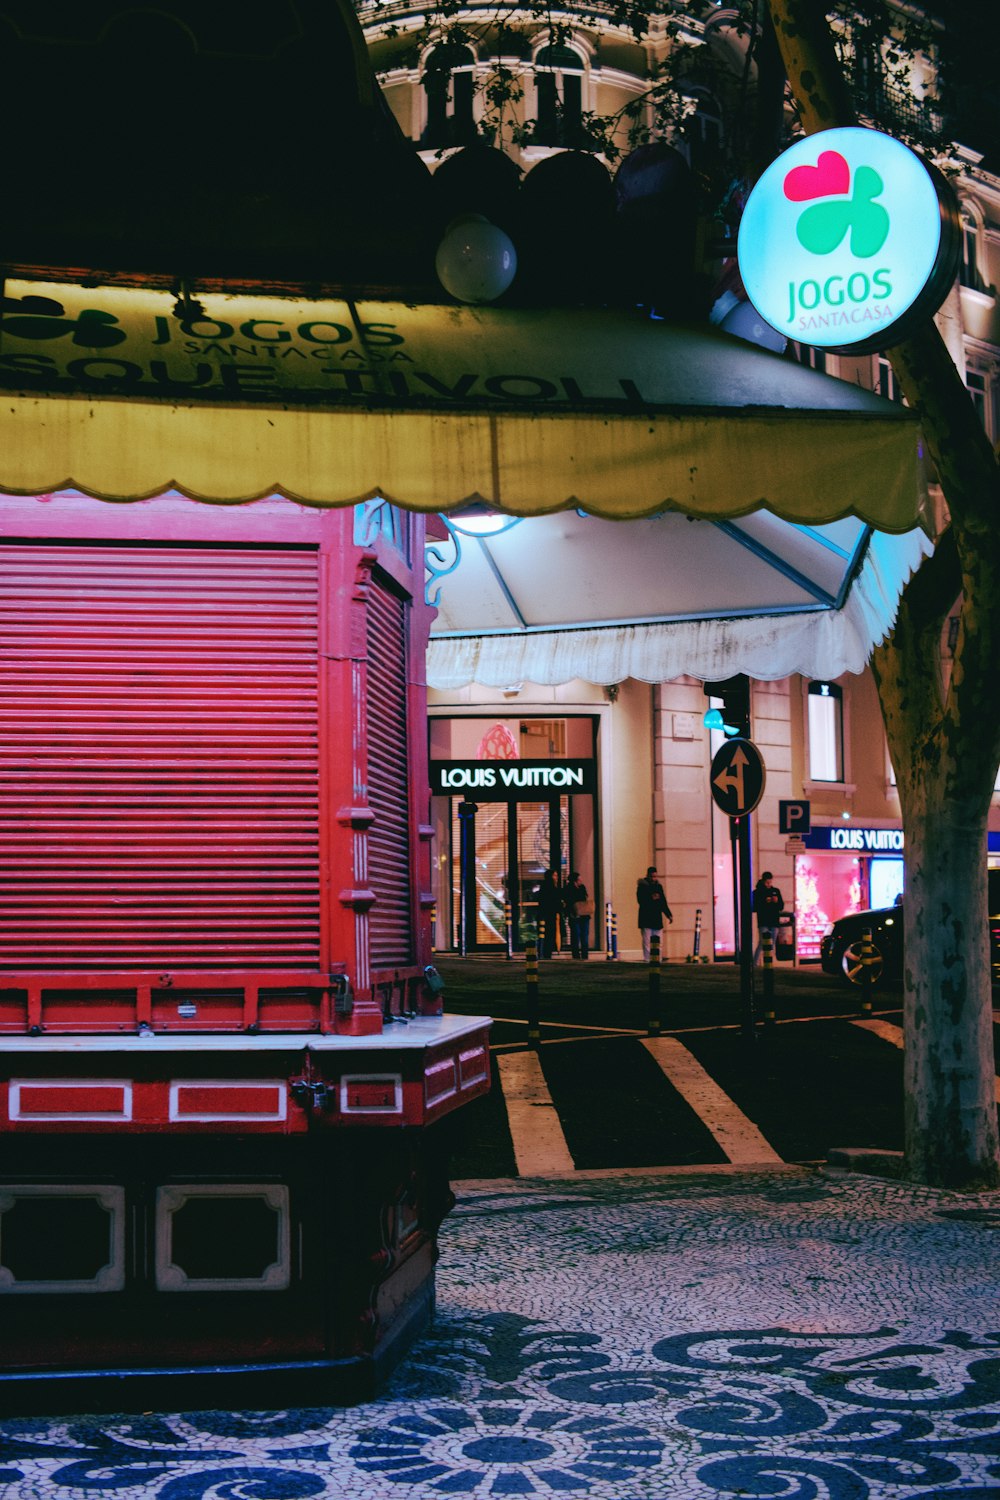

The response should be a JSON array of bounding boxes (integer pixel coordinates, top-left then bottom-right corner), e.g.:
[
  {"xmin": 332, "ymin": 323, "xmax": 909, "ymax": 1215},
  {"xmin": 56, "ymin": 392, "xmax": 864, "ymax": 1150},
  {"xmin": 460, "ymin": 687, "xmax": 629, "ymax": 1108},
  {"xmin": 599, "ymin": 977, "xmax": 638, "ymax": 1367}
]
[{"xmin": 433, "ymin": 956, "xmax": 1000, "ymax": 1180}]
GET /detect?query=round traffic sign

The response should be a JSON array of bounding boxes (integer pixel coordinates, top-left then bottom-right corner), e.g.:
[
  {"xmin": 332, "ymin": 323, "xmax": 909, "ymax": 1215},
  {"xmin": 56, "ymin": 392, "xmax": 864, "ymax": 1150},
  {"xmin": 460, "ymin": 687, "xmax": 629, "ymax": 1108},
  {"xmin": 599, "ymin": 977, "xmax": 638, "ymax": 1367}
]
[{"xmin": 710, "ymin": 738, "xmax": 766, "ymax": 818}]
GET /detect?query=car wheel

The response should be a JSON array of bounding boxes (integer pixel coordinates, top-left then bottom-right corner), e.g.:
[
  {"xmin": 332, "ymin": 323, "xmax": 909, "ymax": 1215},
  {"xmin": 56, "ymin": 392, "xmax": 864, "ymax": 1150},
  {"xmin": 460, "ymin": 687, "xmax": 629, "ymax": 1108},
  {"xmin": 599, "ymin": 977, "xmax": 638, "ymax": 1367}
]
[{"xmin": 841, "ymin": 937, "xmax": 884, "ymax": 987}]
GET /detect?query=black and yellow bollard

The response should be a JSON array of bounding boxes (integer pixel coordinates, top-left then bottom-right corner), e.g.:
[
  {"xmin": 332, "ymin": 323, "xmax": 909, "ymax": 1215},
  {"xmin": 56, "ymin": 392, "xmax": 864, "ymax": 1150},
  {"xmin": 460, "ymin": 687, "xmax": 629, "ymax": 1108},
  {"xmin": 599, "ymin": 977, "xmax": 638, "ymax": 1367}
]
[
  {"xmin": 762, "ymin": 930, "xmax": 776, "ymax": 1029},
  {"xmin": 525, "ymin": 939, "xmax": 541, "ymax": 1048},
  {"xmin": 648, "ymin": 932, "xmax": 662, "ymax": 1035},
  {"xmin": 859, "ymin": 926, "xmax": 875, "ymax": 1013},
  {"xmin": 504, "ymin": 901, "xmax": 513, "ymax": 960},
  {"xmin": 687, "ymin": 907, "xmax": 704, "ymax": 963}
]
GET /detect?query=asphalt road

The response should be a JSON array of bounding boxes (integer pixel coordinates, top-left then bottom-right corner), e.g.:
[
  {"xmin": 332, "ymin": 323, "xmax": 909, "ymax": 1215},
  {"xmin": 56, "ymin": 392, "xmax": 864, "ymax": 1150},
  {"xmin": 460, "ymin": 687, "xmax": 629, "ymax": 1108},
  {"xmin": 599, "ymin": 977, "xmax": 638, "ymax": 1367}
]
[{"xmin": 432, "ymin": 955, "xmax": 1000, "ymax": 1180}]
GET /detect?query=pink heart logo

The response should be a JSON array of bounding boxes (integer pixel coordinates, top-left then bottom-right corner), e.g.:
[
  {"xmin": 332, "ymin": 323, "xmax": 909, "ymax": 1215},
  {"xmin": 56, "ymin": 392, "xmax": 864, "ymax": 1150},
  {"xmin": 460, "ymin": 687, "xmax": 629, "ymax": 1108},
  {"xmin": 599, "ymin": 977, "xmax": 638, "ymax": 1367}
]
[{"xmin": 782, "ymin": 150, "xmax": 850, "ymax": 202}]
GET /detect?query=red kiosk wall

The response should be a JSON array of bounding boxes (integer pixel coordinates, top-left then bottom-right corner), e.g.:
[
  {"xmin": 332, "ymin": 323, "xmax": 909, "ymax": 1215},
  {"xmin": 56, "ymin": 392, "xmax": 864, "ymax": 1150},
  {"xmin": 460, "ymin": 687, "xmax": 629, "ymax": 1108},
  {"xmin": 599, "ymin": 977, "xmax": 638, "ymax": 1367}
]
[{"xmin": 0, "ymin": 489, "xmax": 435, "ymax": 1027}]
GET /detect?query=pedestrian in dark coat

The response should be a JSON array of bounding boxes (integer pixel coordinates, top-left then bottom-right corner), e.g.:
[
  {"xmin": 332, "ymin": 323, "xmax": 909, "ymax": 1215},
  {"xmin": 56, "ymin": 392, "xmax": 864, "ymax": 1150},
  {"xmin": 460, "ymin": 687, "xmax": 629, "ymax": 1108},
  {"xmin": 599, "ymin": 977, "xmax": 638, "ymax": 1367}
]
[
  {"xmin": 753, "ymin": 871, "xmax": 784, "ymax": 963},
  {"xmin": 535, "ymin": 870, "xmax": 562, "ymax": 958},
  {"xmin": 636, "ymin": 866, "xmax": 672, "ymax": 962},
  {"xmin": 565, "ymin": 871, "xmax": 593, "ymax": 959}
]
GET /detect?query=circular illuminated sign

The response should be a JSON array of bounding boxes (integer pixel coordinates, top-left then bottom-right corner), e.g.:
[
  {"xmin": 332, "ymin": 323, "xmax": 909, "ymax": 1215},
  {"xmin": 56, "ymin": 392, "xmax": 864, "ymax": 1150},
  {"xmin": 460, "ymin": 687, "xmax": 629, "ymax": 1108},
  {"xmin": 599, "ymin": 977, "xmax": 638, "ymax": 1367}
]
[{"xmin": 737, "ymin": 127, "xmax": 959, "ymax": 354}]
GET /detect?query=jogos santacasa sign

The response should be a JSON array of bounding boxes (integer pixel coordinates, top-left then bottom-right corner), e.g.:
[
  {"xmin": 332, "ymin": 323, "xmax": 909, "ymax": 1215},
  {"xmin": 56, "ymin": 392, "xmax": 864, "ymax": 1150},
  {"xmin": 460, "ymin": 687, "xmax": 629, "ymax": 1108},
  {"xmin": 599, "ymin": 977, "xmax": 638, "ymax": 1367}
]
[{"xmin": 738, "ymin": 127, "xmax": 960, "ymax": 353}]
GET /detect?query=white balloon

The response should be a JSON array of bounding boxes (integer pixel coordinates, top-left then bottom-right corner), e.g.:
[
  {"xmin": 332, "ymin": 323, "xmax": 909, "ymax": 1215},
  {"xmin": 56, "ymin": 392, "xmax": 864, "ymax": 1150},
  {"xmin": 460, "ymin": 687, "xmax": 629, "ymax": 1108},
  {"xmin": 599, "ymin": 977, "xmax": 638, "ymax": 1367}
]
[
  {"xmin": 435, "ymin": 214, "xmax": 517, "ymax": 304},
  {"xmin": 719, "ymin": 299, "xmax": 787, "ymax": 353}
]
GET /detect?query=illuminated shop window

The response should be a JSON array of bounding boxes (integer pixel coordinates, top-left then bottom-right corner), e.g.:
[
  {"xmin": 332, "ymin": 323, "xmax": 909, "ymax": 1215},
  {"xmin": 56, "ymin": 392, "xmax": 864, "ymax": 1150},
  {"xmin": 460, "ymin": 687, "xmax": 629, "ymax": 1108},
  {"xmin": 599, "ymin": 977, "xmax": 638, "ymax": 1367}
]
[
  {"xmin": 156, "ymin": 1184, "xmax": 290, "ymax": 1292},
  {"xmin": 422, "ymin": 43, "xmax": 477, "ymax": 149},
  {"xmin": 807, "ymin": 681, "xmax": 844, "ymax": 783},
  {"xmin": 533, "ymin": 45, "xmax": 586, "ymax": 148},
  {"xmin": 0, "ymin": 1186, "xmax": 125, "ymax": 1294}
]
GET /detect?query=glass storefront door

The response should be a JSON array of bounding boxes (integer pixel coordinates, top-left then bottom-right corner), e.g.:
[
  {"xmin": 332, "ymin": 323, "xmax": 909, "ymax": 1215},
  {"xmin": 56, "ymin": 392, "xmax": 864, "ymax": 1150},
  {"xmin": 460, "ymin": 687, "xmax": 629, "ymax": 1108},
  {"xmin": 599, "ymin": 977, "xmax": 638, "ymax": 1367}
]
[
  {"xmin": 436, "ymin": 794, "xmax": 590, "ymax": 952},
  {"xmin": 515, "ymin": 799, "xmax": 565, "ymax": 948},
  {"xmin": 453, "ymin": 797, "xmax": 509, "ymax": 949}
]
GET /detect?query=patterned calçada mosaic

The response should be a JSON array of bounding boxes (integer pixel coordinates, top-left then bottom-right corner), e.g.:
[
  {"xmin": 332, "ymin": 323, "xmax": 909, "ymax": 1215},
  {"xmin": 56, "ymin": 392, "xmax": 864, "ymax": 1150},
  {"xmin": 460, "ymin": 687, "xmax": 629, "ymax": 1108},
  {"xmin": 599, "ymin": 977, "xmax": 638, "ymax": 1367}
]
[{"xmin": 0, "ymin": 1168, "xmax": 998, "ymax": 1499}]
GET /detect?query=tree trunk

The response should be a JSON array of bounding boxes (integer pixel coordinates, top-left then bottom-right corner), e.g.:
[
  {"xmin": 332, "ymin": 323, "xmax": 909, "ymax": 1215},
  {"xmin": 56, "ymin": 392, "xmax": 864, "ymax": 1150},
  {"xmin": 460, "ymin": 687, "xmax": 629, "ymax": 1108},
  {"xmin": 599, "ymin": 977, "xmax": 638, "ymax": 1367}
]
[
  {"xmin": 900, "ymin": 800, "xmax": 997, "ymax": 1186},
  {"xmin": 874, "ymin": 611, "xmax": 999, "ymax": 1186}
]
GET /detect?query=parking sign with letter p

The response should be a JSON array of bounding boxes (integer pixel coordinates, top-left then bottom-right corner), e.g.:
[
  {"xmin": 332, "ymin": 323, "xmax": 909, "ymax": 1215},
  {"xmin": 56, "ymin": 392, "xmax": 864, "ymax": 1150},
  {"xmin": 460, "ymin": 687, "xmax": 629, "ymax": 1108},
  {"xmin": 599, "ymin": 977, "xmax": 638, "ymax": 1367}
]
[{"xmin": 779, "ymin": 800, "xmax": 811, "ymax": 835}]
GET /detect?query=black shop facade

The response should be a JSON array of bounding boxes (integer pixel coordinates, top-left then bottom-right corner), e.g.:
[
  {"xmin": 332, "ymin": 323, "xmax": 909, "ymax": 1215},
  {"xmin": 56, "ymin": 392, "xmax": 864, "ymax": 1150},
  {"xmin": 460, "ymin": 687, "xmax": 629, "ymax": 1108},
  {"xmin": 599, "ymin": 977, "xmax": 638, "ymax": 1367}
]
[{"xmin": 429, "ymin": 715, "xmax": 599, "ymax": 953}]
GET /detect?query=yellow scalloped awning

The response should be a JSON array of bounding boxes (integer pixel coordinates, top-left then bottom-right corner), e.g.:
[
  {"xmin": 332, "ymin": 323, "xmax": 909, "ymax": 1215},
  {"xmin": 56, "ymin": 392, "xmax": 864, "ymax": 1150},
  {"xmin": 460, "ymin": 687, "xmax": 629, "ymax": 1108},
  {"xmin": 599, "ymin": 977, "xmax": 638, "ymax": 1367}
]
[{"xmin": 0, "ymin": 282, "xmax": 926, "ymax": 531}]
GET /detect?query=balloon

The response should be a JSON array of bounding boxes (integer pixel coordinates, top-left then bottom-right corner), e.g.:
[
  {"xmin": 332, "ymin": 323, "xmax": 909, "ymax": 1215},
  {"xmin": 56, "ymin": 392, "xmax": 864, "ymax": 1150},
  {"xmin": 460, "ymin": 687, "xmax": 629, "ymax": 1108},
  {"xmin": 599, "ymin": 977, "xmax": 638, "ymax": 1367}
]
[{"xmin": 435, "ymin": 214, "xmax": 517, "ymax": 303}]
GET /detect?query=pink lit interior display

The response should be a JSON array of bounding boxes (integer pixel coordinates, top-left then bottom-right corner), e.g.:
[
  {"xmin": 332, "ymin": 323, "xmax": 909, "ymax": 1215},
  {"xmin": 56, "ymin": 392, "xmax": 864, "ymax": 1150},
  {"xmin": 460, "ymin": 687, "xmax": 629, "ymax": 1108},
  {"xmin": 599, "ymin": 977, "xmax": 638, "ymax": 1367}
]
[{"xmin": 795, "ymin": 855, "xmax": 863, "ymax": 960}]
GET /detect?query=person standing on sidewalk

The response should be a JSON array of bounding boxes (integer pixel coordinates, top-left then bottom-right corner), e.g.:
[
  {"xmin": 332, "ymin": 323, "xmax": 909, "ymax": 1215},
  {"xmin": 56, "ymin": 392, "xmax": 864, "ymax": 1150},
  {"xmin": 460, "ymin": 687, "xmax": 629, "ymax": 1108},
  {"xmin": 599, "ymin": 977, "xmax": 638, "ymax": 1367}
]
[
  {"xmin": 535, "ymin": 869, "xmax": 562, "ymax": 958},
  {"xmin": 565, "ymin": 871, "xmax": 594, "ymax": 959},
  {"xmin": 753, "ymin": 871, "xmax": 784, "ymax": 964},
  {"xmin": 636, "ymin": 866, "xmax": 672, "ymax": 962}
]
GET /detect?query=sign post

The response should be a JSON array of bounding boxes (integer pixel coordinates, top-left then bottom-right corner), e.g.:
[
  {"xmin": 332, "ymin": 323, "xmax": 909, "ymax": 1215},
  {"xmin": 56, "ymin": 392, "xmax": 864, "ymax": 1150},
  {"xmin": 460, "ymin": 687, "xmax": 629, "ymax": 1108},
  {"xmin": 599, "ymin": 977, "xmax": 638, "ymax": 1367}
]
[{"xmin": 710, "ymin": 738, "xmax": 767, "ymax": 1040}]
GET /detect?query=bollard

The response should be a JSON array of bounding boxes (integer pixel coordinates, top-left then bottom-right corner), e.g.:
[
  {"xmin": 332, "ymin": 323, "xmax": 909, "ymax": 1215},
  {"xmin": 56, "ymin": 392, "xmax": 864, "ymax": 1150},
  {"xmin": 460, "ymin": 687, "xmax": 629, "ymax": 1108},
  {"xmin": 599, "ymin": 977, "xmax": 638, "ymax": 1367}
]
[
  {"xmin": 611, "ymin": 908, "xmax": 619, "ymax": 959},
  {"xmin": 762, "ymin": 930, "xmax": 775, "ymax": 1028},
  {"xmin": 647, "ymin": 932, "xmax": 662, "ymax": 1035},
  {"xmin": 859, "ymin": 926, "xmax": 874, "ymax": 1013},
  {"xmin": 605, "ymin": 902, "xmax": 614, "ymax": 960},
  {"xmin": 430, "ymin": 903, "xmax": 437, "ymax": 951},
  {"xmin": 525, "ymin": 940, "xmax": 541, "ymax": 1047},
  {"xmin": 504, "ymin": 901, "xmax": 513, "ymax": 960},
  {"xmin": 687, "ymin": 907, "xmax": 703, "ymax": 964}
]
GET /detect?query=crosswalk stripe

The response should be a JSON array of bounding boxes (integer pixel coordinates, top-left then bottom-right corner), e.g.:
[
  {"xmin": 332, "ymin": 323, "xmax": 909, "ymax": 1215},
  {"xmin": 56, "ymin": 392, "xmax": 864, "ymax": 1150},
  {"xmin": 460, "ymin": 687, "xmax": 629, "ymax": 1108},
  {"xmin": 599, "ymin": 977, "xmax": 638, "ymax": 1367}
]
[
  {"xmin": 496, "ymin": 1050, "xmax": 576, "ymax": 1177},
  {"xmin": 641, "ymin": 1036, "xmax": 784, "ymax": 1164},
  {"xmin": 854, "ymin": 1017, "xmax": 1000, "ymax": 1103},
  {"xmin": 853, "ymin": 1018, "xmax": 904, "ymax": 1049}
]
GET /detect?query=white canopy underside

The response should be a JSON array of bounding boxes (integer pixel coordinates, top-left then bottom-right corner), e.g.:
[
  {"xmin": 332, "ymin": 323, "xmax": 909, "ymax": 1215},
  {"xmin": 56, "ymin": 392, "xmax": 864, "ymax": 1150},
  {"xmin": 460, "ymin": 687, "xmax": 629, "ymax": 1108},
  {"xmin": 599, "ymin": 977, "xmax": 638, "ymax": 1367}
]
[{"xmin": 425, "ymin": 513, "xmax": 932, "ymax": 687}]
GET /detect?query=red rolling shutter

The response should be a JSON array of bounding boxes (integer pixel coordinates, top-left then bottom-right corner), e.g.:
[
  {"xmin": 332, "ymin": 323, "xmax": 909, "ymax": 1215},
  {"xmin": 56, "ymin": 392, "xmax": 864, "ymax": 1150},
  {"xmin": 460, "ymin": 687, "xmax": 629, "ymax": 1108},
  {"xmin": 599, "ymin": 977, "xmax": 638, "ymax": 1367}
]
[
  {"xmin": 0, "ymin": 540, "xmax": 321, "ymax": 971},
  {"xmin": 365, "ymin": 574, "xmax": 413, "ymax": 969}
]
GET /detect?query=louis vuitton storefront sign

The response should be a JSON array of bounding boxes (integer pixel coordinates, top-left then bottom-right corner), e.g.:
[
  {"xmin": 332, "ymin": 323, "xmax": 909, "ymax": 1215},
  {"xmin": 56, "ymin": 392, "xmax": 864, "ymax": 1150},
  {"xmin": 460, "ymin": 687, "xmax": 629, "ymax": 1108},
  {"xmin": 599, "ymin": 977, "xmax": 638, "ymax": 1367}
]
[{"xmin": 429, "ymin": 759, "xmax": 596, "ymax": 797}]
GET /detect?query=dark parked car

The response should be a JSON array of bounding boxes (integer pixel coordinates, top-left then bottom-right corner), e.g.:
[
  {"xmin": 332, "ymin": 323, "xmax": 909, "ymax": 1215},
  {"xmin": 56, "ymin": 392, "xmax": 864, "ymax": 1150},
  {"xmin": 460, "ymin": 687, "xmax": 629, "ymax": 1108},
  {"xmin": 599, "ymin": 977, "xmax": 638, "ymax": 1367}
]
[{"xmin": 820, "ymin": 869, "xmax": 1000, "ymax": 988}]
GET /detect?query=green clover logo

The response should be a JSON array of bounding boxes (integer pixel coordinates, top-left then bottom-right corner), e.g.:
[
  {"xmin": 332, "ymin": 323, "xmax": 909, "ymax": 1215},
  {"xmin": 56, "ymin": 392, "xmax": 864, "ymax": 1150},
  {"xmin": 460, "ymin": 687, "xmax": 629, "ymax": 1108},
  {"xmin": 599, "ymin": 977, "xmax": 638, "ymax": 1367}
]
[
  {"xmin": 782, "ymin": 151, "xmax": 890, "ymax": 259},
  {"xmin": 796, "ymin": 165, "xmax": 889, "ymax": 257}
]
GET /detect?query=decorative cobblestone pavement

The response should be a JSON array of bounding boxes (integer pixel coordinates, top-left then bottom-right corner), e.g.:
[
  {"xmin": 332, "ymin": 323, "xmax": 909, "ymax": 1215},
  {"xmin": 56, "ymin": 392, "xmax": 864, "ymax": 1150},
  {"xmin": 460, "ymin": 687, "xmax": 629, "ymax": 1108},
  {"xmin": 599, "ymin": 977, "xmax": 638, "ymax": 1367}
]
[{"xmin": 2, "ymin": 1165, "xmax": 999, "ymax": 1499}]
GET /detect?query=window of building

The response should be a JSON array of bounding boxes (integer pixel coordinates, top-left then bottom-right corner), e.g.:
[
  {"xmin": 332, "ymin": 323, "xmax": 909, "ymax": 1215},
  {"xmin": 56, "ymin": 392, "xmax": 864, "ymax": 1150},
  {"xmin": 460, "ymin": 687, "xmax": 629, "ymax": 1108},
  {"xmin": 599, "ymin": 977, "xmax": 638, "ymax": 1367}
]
[
  {"xmin": 532, "ymin": 44, "xmax": 585, "ymax": 148},
  {"xmin": 965, "ymin": 363, "xmax": 995, "ymax": 440},
  {"xmin": 793, "ymin": 341, "xmax": 827, "ymax": 374},
  {"xmin": 875, "ymin": 354, "xmax": 903, "ymax": 404},
  {"xmin": 422, "ymin": 43, "xmax": 477, "ymax": 150},
  {"xmin": 960, "ymin": 211, "xmax": 981, "ymax": 291},
  {"xmin": 807, "ymin": 681, "xmax": 844, "ymax": 783},
  {"xmin": 679, "ymin": 87, "xmax": 724, "ymax": 170}
]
